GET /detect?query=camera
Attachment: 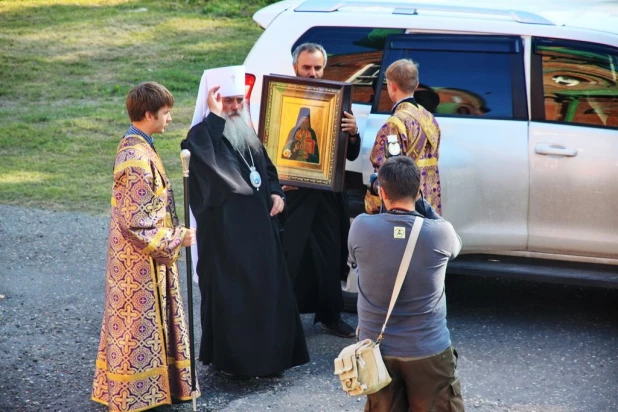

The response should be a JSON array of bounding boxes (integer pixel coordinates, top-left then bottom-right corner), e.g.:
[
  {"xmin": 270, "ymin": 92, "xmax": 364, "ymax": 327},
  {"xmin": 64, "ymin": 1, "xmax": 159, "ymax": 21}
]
[{"xmin": 367, "ymin": 172, "xmax": 379, "ymax": 196}]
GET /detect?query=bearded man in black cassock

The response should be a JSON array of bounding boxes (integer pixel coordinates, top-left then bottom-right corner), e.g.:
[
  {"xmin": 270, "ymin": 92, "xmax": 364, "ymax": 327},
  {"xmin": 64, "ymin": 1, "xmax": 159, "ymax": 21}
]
[{"xmin": 181, "ymin": 78, "xmax": 309, "ymax": 378}]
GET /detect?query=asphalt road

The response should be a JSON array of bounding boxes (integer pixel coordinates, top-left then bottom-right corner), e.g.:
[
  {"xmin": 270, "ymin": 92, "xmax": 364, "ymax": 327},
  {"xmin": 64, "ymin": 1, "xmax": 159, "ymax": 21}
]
[{"xmin": 1, "ymin": 205, "xmax": 617, "ymax": 411}]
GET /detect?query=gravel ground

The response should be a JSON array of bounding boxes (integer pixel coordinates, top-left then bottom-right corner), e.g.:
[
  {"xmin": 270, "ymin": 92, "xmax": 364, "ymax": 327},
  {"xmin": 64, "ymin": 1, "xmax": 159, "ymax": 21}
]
[
  {"xmin": 1, "ymin": 205, "xmax": 617, "ymax": 411},
  {"xmin": 0, "ymin": 205, "xmax": 362, "ymax": 412}
]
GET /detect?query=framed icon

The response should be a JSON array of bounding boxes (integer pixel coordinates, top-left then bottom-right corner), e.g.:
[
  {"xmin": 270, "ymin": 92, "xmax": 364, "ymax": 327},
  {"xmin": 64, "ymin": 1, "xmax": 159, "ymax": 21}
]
[{"xmin": 258, "ymin": 74, "xmax": 352, "ymax": 191}]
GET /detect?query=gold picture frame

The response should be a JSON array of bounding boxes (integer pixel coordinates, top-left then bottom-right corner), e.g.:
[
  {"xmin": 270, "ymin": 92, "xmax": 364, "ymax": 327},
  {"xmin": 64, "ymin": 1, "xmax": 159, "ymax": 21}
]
[{"xmin": 258, "ymin": 74, "xmax": 352, "ymax": 191}]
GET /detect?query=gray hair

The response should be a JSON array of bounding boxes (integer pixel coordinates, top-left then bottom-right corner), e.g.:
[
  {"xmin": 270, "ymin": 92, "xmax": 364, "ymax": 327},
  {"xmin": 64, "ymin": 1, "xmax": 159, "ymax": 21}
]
[
  {"xmin": 292, "ymin": 43, "xmax": 327, "ymax": 67},
  {"xmin": 222, "ymin": 105, "xmax": 263, "ymax": 154}
]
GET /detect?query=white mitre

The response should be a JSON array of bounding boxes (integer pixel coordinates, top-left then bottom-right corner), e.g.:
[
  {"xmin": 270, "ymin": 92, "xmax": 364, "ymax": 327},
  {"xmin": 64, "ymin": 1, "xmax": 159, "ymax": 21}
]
[
  {"xmin": 189, "ymin": 65, "xmax": 246, "ymax": 283},
  {"xmin": 190, "ymin": 65, "xmax": 246, "ymax": 127}
]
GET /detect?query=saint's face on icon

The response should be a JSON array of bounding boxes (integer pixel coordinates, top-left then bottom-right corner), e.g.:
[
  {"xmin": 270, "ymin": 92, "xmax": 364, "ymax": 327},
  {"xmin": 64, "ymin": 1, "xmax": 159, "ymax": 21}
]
[{"xmin": 300, "ymin": 116, "xmax": 310, "ymax": 129}]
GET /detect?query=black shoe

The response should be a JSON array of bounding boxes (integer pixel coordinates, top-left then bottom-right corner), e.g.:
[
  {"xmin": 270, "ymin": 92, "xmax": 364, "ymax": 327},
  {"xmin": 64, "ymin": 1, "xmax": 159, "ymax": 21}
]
[
  {"xmin": 321, "ymin": 317, "xmax": 355, "ymax": 338},
  {"xmin": 214, "ymin": 369, "xmax": 250, "ymax": 381},
  {"xmin": 260, "ymin": 371, "xmax": 284, "ymax": 378}
]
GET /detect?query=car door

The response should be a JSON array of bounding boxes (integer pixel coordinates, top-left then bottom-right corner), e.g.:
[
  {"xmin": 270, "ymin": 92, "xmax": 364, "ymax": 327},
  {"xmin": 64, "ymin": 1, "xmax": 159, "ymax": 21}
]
[
  {"xmin": 367, "ymin": 34, "xmax": 530, "ymax": 252},
  {"xmin": 528, "ymin": 37, "xmax": 618, "ymax": 259}
]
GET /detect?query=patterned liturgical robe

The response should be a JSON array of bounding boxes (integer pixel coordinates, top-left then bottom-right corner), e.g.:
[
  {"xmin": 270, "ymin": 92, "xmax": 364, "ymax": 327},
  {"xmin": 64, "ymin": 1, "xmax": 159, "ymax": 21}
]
[
  {"xmin": 369, "ymin": 100, "xmax": 442, "ymax": 215},
  {"xmin": 92, "ymin": 134, "xmax": 197, "ymax": 411}
]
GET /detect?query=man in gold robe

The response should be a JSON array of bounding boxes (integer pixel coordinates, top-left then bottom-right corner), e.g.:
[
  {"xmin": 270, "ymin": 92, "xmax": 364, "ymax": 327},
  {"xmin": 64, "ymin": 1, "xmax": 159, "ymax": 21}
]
[
  {"xmin": 368, "ymin": 59, "xmax": 442, "ymax": 215},
  {"xmin": 92, "ymin": 82, "xmax": 198, "ymax": 411}
]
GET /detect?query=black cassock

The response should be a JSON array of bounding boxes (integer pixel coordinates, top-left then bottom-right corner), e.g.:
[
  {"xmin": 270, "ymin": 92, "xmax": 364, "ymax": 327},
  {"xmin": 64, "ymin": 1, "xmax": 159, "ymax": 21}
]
[
  {"xmin": 181, "ymin": 112, "xmax": 309, "ymax": 376},
  {"xmin": 282, "ymin": 136, "xmax": 361, "ymax": 324}
]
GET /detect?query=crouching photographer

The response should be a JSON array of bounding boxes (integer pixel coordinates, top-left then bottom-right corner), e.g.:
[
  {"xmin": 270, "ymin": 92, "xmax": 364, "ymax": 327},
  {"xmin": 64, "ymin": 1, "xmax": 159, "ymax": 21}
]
[{"xmin": 349, "ymin": 156, "xmax": 464, "ymax": 411}]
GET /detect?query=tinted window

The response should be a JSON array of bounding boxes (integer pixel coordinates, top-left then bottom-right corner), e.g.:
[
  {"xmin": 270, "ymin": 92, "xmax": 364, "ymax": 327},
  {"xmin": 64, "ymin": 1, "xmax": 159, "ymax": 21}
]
[
  {"xmin": 534, "ymin": 38, "xmax": 618, "ymax": 128},
  {"xmin": 375, "ymin": 35, "xmax": 526, "ymax": 119},
  {"xmin": 293, "ymin": 27, "xmax": 406, "ymax": 105}
]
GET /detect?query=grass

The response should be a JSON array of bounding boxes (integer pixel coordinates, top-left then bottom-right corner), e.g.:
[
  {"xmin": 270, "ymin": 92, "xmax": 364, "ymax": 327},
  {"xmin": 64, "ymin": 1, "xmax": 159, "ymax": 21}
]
[{"xmin": 0, "ymin": 0, "xmax": 278, "ymax": 216}]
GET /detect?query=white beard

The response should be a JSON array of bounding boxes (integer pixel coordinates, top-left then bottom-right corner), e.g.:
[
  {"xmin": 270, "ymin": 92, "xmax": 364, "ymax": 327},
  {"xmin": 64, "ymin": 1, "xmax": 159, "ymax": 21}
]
[{"xmin": 222, "ymin": 107, "xmax": 263, "ymax": 154}]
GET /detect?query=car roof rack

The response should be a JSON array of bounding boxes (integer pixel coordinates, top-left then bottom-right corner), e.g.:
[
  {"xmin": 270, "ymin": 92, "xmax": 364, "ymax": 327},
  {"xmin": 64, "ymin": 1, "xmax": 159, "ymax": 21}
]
[{"xmin": 294, "ymin": 0, "xmax": 555, "ymax": 26}]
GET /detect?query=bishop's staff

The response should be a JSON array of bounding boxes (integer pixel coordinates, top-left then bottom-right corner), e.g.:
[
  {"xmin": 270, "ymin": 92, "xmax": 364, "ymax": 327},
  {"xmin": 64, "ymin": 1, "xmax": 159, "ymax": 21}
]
[{"xmin": 180, "ymin": 149, "xmax": 198, "ymax": 411}]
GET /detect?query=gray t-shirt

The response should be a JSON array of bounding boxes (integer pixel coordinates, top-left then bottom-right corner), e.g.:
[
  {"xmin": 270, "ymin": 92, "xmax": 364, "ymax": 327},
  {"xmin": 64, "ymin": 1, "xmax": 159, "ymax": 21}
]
[{"xmin": 349, "ymin": 209, "xmax": 462, "ymax": 358}]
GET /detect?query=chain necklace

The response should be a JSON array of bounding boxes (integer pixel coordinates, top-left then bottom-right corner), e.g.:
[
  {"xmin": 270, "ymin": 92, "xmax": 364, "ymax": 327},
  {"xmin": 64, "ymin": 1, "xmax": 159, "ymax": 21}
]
[{"xmin": 237, "ymin": 149, "xmax": 262, "ymax": 190}]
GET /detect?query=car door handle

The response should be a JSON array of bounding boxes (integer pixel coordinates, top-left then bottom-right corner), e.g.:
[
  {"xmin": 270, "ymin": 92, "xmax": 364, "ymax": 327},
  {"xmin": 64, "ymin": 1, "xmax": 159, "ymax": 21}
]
[{"xmin": 535, "ymin": 143, "xmax": 578, "ymax": 157}]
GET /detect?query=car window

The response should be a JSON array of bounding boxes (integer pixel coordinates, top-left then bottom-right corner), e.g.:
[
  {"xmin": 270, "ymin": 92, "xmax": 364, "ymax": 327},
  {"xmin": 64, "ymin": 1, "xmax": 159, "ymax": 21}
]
[
  {"xmin": 374, "ymin": 34, "xmax": 527, "ymax": 119},
  {"xmin": 533, "ymin": 38, "xmax": 618, "ymax": 129},
  {"xmin": 292, "ymin": 27, "xmax": 406, "ymax": 106}
]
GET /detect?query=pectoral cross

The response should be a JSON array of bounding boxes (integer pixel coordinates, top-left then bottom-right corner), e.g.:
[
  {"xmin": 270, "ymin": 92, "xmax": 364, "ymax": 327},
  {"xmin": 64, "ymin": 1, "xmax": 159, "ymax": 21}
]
[{"xmin": 230, "ymin": 74, "xmax": 236, "ymax": 83}]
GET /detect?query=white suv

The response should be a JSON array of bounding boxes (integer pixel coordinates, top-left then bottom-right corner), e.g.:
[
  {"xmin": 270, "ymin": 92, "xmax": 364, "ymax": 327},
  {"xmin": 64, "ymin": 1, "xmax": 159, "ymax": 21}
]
[{"xmin": 243, "ymin": 0, "xmax": 618, "ymax": 288}]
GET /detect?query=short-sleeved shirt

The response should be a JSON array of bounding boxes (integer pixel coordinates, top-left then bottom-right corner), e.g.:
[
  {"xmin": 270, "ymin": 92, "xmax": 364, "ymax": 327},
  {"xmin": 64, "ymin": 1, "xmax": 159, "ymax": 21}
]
[{"xmin": 349, "ymin": 210, "xmax": 461, "ymax": 358}]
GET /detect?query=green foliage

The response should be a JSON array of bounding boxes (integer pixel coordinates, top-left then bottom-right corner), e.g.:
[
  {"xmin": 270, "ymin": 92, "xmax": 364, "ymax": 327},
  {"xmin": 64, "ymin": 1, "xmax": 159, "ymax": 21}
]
[{"xmin": 0, "ymin": 0, "xmax": 268, "ymax": 215}]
